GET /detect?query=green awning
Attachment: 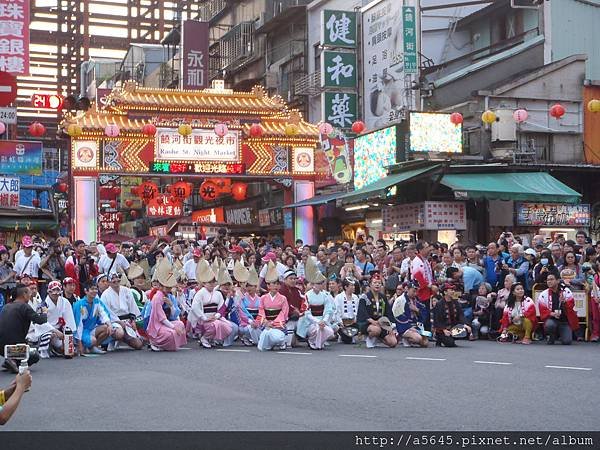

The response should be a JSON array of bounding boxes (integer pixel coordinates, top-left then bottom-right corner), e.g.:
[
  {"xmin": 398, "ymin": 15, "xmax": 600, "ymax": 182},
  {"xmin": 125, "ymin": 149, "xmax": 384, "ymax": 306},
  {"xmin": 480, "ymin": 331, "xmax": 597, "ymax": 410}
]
[
  {"xmin": 0, "ymin": 218, "xmax": 59, "ymax": 231},
  {"xmin": 440, "ymin": 172, "xmax": 581, "ymax": 203},
  {"xmin": 338, "ymin": 166, "xmax": 440, "ymax": 204},
  {"xmin": 285, "ymin": 191, "xmax": 341, "ymax": 208}
]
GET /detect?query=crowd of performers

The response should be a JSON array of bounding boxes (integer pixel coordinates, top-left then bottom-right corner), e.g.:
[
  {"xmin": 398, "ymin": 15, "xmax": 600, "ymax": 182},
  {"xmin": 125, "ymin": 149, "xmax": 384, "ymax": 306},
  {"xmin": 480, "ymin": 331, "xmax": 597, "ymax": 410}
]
[{"xmin": 0, "ymin": 231, "xmax": 597, "ymax": 371}]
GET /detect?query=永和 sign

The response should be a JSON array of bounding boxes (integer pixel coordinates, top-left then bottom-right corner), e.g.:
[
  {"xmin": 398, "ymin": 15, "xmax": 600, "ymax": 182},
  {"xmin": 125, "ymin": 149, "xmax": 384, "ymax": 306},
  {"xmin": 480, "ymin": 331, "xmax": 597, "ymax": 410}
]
[
  {"xmin": 0, "ymin": 176, "xmax": 19, "ymax": 208},
  {"xmin": 322, "ymin": 10, "xmax": 357, "ymax": 48},
  {"xmin": 0, "ymin": 0, "xmax": 30, "ymax": 76},
  {"xmin": 155, "ymin": 128, "xmax": 240, "ymax": 162},
  {"xmin": 516, "ymin": 203, "xmax": 591, "ymax": 227},
  {"xmin": 322, "ymin": 92, "xmax": 357, "ymax": 130},
  {"xmin": 181, "ymin": 20, "xmax": 209, "ymax": 90}
]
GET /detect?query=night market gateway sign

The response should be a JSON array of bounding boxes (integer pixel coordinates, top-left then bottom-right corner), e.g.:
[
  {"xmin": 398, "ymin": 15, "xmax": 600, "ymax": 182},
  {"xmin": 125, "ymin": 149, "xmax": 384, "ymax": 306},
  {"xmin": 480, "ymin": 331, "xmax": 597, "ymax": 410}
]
[{"xmin": 155, "ymin": 128, "xmax": 240, "ymax": 162}]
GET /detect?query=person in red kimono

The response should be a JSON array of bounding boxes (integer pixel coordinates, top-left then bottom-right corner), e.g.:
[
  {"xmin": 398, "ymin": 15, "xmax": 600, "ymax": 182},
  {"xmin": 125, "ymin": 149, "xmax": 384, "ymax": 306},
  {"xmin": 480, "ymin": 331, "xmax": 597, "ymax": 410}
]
[
  {"xmin": 499, "ymin": 282, "xmax": 537, "ymax": 344},
  {"xmin": 537, "ymin": 273, "xmax": 579, "ymax": 345}
]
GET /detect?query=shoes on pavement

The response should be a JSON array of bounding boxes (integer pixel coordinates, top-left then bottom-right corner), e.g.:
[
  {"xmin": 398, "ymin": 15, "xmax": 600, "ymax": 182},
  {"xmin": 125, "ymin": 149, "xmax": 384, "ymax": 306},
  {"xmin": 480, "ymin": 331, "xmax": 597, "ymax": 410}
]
[
  {"xmin": 39, "ymin": 349, "xmax": 50, "ymax": 359},
  {"xmin": 241, "ymin": 337, "xmax": 253, "ymax": 346},
  {"xmin": 200, "ymin": 337, "xmax": 212, "ymax": 349},
  {"xmin": 50, "ymin": 346, "xmax": 62, "ymax": 357},
  {"xmin": 276, "ymin": 343, "xmax": 287, "ymax": 351},
  {"xmin": 365, "ymin": 336, "xmax": 376, "ymax": 349},
  {"xmin": 591, "ymin": 336, "xmax": 599, "ymax": 342},
  {"xmin": 520, "ymin": 338, "xmax": 532, "ymax": 345},
  {"xmin": 402, "ymin": 337, "xmax": 411, "ymax": 348},
  {"xmin": 150, "ymin": 344, "xmax": 161, "ymax": 352},
  {"xmin": 2, "ymin": 359, "xmax": 19, "ymax": 374},
  {"xmin": 90, "ymin": 346, "xmax": 106, "ymax": 354}
]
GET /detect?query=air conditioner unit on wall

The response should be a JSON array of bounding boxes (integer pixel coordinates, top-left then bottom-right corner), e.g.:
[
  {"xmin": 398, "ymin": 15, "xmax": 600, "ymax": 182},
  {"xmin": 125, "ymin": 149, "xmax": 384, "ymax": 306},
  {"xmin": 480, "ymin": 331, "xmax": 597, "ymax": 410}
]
[{"xmin": 491, "ymin": 109, "xmax": 517, "ymax": 142}]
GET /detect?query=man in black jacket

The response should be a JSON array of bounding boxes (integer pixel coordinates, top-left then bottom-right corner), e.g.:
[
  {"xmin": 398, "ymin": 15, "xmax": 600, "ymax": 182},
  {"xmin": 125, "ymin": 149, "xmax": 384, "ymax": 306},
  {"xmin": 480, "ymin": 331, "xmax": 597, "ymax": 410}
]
[
  {"xmin": 0, "ymin": 284, "xmax": 47, "ymax": 373},
  {"xmin": 432, "ymin": 284, "xmax": 471, "ymax": 347}
]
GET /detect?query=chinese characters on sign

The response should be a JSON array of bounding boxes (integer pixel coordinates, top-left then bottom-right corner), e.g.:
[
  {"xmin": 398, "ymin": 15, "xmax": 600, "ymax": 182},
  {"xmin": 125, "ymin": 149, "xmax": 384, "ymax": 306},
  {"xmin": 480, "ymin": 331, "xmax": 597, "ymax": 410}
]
[
  {"xmin": 402, "ymin": 7, "xmax": 417, "ymax": 74},
  {"xmin": 383, "ymin": 202, "xmax": 466, "ymax": 231},
  {"xmin": 321, "ymin": 51, "xmax": 356, "ymax": 88},
  {"xmin": 516, "ymin": 203, "xmax": 591, "ymax": 227},
  {"xmin": 0, "ymin": 140, "xmax": 42, "ymax": 175},
  {"xmin": 258, "ymin": 208, "xmax": 283, "ymax": 227},
  {"xmin": 0, "ymin": 176, "xmax": 19, "ymax": 208},
  {"xmin": 155, "ymin": 128, "xmax": 240, "ymax": 162},
  {"xmin": 147, "ymin": 195, "xmax": 183, "ymax": 217},
  {"xmin": 322, "ymin": 92, "xmax": 357, "ymax": 129},
  {"xmin": 0, "ymin": 0, "xmax": 29, "ymax": 75},
  {"xmin": 322, "ymin": 10, "xmax": 357, "ymax": 48},
  {"xmin": 181, "ymin": 20, "xmax": 209, "ymax": 90},
  {"xmin": 362, "ymin": 0, "xmax": 417, "ymax": 129},
  {"xmin": 99, "ymin": 212, "xmax": 121, "ymax": 233},
  {"xmin": 150, "ymin": 161, "xmax": 245, "ymax": 175}
]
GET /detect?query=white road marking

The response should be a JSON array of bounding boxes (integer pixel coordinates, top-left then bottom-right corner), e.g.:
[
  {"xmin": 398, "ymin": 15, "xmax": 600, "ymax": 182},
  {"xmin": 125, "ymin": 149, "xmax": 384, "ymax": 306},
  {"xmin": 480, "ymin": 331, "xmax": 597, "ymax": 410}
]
[
  {"xmin": 474, "ymin": 360, "xmax": 513, "ymax": 366},
  {"xmin": 339, "ymin": 354, "xmax": 377, "ymax": 358},
  {"xmin": 545, "ymin": 365, "xmax": 592, "ymax": 371},
  {"xmin": 405, "ymin": 356, "xmax": 446, "ymax": 361},
  {"xmin": 178, "ymin": 347, "xmax": 193, "ymax": 350},
  {"xmin": 216, "ymin": 349, "xmax": 251, "ymax": 353},
  {"xmin": 277, "ymin": 351, "xmax": 312, "ymax": 355}
]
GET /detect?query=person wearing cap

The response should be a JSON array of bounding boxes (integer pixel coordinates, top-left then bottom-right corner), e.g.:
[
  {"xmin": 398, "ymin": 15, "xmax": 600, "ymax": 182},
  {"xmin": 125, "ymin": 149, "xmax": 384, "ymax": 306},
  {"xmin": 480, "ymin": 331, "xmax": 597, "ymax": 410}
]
[
  {"xmin": 13, "ymin": 236, "xmax": 41, "ymax": 282},
  {"xmin": 98, "ymin": 243, "xmax": 130, "ymax": 277},
  {"xmin": 61, "ymin": 278, "xmax": 78, "ymax": 305},
  {"xmin": 237, "ymin": 264, "xmax": 261, "ymax": 346},
  {"xmin": 392, "ymin": 281, "xmax": 428, "ymax": 348},
  {"xmin": 188, "ymin": 259, "xmax": 232, "ymax": 349},
  {"xmin": 72, "ymin": 281, "xmax": 113, "ymax": 355},
  {"xmin": 182, "ymin": 247, "xmax": 203, "ymax": 283},
  {"xmin": 357, "ymin": 274, "xmax": 398, "ymax": 348},
  {"xmin": 29, "ymin": 280, "xmax": 77, "ymax": 358},
  {"xmin": 258, "ymin": 252, "xmax": 287, "ymax": 290},
  {"xmin": 94, "ymin": 274, "xmax": 109, "ymax": 296},
  {"xmin": 146, "ymin": 258, "xmax": 187, "ymax": 352},
  {"xmin": 334, "ymin": 278, "xmax": 360, "ymax": 344},
  {"xmin": 432, "ymin": 284, "xmax": 472, "ymax": 347},
  {"xmin": 278, "ymin": 268, "xmax": 306, "ymax": 347},
  {"xmin": 255, "ymin": 261, "xmax": 289, "ymax": 351},
  {"xmin": 100, "ymin": 272, "xmax": 144, "ymax": 351},
  {"xmin": 296, "ymin": 258, "xmax": 335, "ymax": 350}
]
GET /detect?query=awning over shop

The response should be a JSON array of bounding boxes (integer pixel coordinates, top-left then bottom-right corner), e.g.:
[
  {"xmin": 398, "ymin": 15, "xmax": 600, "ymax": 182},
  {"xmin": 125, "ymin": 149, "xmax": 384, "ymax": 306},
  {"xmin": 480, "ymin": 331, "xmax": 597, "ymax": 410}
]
[
  {"xmin": 285, "ymin": 191, "xmax": 343, "ymax": 208},
  {"xmin": 337, "ymin": 166, "xmax": 440, "ymax": 204},
  {"xmin": 440, "ymin": 172, "xmax": 582, "ymax": 203}
]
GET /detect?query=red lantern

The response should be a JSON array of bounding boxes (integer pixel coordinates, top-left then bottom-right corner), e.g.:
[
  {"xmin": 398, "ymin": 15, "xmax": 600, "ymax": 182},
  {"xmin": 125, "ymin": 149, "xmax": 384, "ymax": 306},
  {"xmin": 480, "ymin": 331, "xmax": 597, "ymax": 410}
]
[
  {"xmin": 249, "ymin": 123, "xmax": 263, "ymax": 138},
  {"xmin": 450, "ymin": 112, "xmax": 463, "ymax": 125},
  {"xmin": 109, "ymin": 200, "xmax": 116, "ymax": 209},
  {"xmin": 113, "ymin": 187, "xmax": 121, "ymax": 195},
  {"xmin": 130, "ymin": 187, "xmax": 139, "ymax": 196},
  {"xmin": 29, "ymin": 122, "xmax": 46, "ymax": 137},
  {"xmin": 125, "ymin": 199, "xmax": 133, "ymax": 208},
  {"xmin": 199, "ymin": 180, "xmax": 219, "ymax": 201},
  {"xmin": 169, "ymin": 181, "xmax": 193, "ymax": 201},
  {"xmin": 231, "ymin": 182, "xmax": 248, "ymax": 201},
  {"xmin": 351, "ymin": 120, "xmax": 365, "ymax": 134},
  {"xmin": 57, "ymin": 182, "xmax": 68, "ymax": 193},
  {"xmin": 550, "ymin": 103, "xmax": 566, "ymax": 119},
  {"xmin": 142, "ymin": 123, "xmax": 157, "ymax": 136},
  {"xmin": 137, "ymin": 181, "xmax": 159, "ymax": 204},
  {"xmin": 32, "ymin": 198, "xmax": 40, "ymax": 208},
  {"xmin": 130, "ymin": 210, "xmax": 138, "ymax": 219}
]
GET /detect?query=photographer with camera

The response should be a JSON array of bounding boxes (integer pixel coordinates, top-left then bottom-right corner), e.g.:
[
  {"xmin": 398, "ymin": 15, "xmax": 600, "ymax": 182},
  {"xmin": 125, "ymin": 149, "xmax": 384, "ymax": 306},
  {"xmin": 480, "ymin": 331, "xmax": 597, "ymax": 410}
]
[
  {"xmin": 537, "ymin": 274, "xmax": 579, "ymax": 345},
  {"xmin": 0, "ymin": 370, "xmax": 32, "ymax": 425}
]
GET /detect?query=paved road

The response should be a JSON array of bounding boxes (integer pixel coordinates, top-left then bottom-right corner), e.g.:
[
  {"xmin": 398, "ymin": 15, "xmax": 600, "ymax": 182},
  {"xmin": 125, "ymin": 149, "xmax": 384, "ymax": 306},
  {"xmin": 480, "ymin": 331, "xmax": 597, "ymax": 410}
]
[{"xmin": 1, "ymin": 340, "xmax": 598, "ymax": 431}]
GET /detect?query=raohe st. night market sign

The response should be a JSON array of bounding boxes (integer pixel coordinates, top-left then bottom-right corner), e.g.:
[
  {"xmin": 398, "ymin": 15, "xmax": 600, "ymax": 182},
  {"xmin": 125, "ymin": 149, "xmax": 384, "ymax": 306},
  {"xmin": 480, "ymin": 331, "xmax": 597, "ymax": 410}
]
[{"xmin": 155, "ymin": 128, "xmax": 240, "ymax": 162}]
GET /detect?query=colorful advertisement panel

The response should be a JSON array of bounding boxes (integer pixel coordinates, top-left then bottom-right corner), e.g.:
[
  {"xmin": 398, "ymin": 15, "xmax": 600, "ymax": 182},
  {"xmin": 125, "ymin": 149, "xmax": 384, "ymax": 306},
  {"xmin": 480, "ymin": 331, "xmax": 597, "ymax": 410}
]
[
  {"xmin": 0, "ymin": 140, "xmax": 42, "ymax": 175},
  {"xmin": 353, "ymin": 125, "xmax": 396, "ymax": 190}
]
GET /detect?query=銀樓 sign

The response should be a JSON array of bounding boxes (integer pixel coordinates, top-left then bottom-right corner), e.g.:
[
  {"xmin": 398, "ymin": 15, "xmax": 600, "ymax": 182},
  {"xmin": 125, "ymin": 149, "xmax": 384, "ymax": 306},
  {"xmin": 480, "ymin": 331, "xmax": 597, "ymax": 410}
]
[{"xmin": 155, "ymin": 128, "xmax": 240, "ymax": 162}]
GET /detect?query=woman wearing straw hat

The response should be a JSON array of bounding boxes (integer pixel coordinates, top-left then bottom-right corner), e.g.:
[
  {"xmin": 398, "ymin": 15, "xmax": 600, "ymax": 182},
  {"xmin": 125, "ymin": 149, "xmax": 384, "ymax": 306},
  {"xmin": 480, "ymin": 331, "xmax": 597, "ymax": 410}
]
[
  {"xmin": 215, "ymin": 261, "xmax": 240, "ymax": 347},
  {"xmin": 255, "ymin": 261, "xmax": 289, "ymax": 351},
  {"xmin": 146, "ymin": 258, "xmax": 187, "ymax": 351},
  {"xmin": 234, "ymin": 261, "xmax": 261, "ymax": 346},
  {"xmin": 188, "ymin": 259, "xmax": 232, "ymax": 348}
]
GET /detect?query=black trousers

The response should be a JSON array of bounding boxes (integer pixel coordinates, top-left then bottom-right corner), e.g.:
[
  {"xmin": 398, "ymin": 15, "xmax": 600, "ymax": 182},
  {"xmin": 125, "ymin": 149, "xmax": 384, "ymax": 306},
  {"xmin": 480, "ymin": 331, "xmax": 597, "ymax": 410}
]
[{"xmin": 435, "ymin": 331, "xmax": 457, "ymax": 347}]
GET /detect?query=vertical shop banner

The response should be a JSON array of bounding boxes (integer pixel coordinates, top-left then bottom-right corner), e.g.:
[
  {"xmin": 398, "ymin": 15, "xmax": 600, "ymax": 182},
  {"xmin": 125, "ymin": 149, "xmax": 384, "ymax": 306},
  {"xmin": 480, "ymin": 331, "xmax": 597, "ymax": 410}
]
[
  {"xmin": 321, "ymin": 51, "xmax": 356, "ymax": 89},
  {"xmin": 0, "ymin": 0, "xmax": 30, "ymax": 75},
  {"xmin": 181, "ymin": 20, "xmax": 209, "ymax": 90},
  {"xmin": 322, "ymin": 10, "xmax": 357, "ymax": 48},
  {"xmin": 322, "ymin": 92, "xmax": 357, "ymax": 130},
  {"xmin": 318, "ymin": 128, "xmax": 352, "ymax": 185},
  {"xmin": 402, "ymin": 7, "xmax": 417, "ymax": 74},
  {"xmin": 362, "ymin": 0, "xmax": 417, "ymax": 129},
  {"xmin": 0, "ymin": 175, "xmax": 19, "ymax": 208},
  {"xmin": 0, "ymin": 140, "xmax": 42, "ymax": 175}
]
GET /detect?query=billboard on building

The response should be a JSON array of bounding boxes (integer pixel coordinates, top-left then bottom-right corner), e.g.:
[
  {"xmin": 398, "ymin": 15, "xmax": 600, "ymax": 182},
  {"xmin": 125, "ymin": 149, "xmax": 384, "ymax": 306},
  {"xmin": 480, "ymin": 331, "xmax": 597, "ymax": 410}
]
[
  {"xmin": 409, "ymin": 112, "xmax": 462, "ymax": 154},
  {"xmin": 352, "ymin": 125, "xmax": 397, "ymax": 190},
  {"xmin": 0, "ymin": 140, "xmax": 42, "ymax": 175},
  {"xmin": 361, "ymin": 0, "xmax": 418, "ymax": 130}
]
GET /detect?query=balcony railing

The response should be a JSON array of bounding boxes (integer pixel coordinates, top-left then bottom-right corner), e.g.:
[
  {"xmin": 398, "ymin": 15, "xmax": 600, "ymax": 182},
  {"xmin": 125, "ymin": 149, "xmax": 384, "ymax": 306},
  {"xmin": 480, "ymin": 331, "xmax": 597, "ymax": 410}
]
[
  {"xmin": 264, "ymin": 0, "xmax": 311, "ymax": 21},
  {"xmin": 218, "ymin": 21, "xmax": 255, "ymax": 70},
  {"xmin": 294, "ymin": 71, "xmax": 321, "ymax": 96},
  {"xmin": 197, "ymin": 0, "xmax": 228, "ymax": 23}
]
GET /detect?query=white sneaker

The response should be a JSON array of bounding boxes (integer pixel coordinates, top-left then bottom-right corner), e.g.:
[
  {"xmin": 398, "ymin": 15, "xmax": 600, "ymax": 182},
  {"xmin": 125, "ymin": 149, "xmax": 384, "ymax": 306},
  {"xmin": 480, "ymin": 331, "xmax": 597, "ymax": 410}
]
[
  {"xmin": 91, "ymin": 346, "xmax": 106, "ymax": 354},
  {"xmin": 366, "ymin": 336, "xmax": 376, "ymax": 348},
  {"xmin": 150, "ymin": 344, "xmax": 161, "ymax": 352},
  {"xmin": 39, "ymin": 348, "xmax": 50, "ymax": 359},
  {"xmin": 107, "ymin": 341, "xmax": 116, "ymax": 352},
  {"xmin": 200, "ymin": 337, "xmax": 212, "ymax": 348},
  {"xmin": 402, "ymin": 337, "xmax": 411, "ymax": 348}
]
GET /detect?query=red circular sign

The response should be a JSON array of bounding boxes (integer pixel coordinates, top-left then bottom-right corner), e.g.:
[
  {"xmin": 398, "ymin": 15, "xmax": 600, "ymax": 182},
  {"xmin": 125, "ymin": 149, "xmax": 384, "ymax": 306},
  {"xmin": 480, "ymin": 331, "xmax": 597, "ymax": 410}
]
[{"xmin": 0, "ymin": 71, "xmax": 18, "ymax": 107}]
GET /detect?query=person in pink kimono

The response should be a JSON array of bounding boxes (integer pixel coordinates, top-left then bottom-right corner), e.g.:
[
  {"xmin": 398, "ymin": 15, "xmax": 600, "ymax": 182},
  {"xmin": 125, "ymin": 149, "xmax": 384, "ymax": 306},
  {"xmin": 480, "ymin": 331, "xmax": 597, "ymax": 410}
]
[{"xmin": 256, "ymin": 262, "xmax": 289, "ymax": 351}]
